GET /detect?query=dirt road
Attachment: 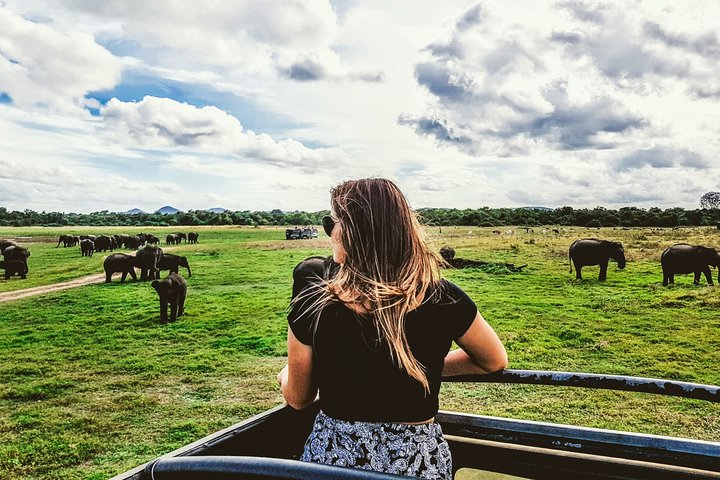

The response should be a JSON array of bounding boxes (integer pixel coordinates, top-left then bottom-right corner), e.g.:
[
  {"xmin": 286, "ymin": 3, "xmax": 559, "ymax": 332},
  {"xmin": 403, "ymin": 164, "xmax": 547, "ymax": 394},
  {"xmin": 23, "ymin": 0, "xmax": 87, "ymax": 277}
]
[{"xmin": 0, "ymin": 274, "xmax": 106, "ymax": 304}]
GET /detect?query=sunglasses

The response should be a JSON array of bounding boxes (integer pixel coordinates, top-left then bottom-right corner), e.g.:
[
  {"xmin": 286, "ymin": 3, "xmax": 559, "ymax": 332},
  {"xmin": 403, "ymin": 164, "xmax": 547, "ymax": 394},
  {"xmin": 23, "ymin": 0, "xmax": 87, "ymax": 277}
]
[{"xmin": 322, "ymin": 215, "xmax": 338, "ymax": 236}]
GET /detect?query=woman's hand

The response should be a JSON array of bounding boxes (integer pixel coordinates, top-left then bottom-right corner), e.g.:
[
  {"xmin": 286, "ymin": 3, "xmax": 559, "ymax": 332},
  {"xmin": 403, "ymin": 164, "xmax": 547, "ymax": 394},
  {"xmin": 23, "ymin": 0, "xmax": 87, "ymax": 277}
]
[
  {"xmin": 280, "ymin": 328, "xmax": 318, "ymax": 410},
  {"xmin": 277, "ymin": 364, "xmax": 288, "ymax": 387}
]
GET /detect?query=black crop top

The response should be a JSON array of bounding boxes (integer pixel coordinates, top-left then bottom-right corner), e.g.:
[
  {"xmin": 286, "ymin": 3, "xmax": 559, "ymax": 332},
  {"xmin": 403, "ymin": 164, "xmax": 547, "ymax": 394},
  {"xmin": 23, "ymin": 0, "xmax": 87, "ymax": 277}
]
[{"xmin": 287, "ymin": 256, "xmax": 477, "ymax": 422}]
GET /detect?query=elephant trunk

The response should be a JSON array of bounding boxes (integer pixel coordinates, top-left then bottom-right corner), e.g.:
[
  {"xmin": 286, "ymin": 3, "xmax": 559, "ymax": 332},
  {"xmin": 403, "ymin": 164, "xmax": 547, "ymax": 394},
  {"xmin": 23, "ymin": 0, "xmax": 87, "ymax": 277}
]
[{"xmin": 618, "ymin": 257, "xmax": 626, "ymax": 269}]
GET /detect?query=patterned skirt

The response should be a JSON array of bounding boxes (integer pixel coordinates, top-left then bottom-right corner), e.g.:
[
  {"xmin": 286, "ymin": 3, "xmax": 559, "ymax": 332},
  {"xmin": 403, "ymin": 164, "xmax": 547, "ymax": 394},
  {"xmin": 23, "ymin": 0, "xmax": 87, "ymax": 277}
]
[{"xmin": 300, "ymin": 410, "xmax": 452, "ymax": 479}]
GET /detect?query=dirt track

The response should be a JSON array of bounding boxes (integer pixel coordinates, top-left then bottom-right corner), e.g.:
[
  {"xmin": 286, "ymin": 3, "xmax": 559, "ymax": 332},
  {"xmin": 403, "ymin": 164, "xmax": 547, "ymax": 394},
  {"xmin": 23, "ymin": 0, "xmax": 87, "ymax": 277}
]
[{"xmin": 0, "ymin": 274, "xmax": 106, "ymax": 304}]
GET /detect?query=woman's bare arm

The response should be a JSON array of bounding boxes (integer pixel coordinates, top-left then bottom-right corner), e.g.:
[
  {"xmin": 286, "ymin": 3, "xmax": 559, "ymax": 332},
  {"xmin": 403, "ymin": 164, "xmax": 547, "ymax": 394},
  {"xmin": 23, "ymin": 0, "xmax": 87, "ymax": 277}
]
[
  {"xmin": 277, "ymin": 328, "xmax": 318, "ymax": 409},
  {"xmin": 442, "ymin": 312, "xmax": 508, "ymax": 376}
]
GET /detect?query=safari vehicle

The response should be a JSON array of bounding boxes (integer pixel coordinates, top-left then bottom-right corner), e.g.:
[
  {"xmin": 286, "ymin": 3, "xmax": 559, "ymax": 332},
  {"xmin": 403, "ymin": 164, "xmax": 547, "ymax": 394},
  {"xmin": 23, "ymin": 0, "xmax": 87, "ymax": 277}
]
[
  {"xmin": 113, "ymin": 370, "xmax": 719, "ymax": 480},
  {"xmin": 285, "ymin": 227, "xmax": 318, "ymax": 240},
  {"xmin": 285, "ymin": 228, "xmax": 301, "ymax": 240},
  {"xmin": 301, "ymin": 227, "xmax": 318, "ymax": 239}
]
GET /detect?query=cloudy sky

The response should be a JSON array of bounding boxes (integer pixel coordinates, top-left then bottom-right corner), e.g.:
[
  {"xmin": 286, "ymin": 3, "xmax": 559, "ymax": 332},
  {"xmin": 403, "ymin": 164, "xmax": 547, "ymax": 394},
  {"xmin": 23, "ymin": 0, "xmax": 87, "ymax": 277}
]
[{"xmin": 1, "ymin": 0, "xmax": 719, "ymax": 213}]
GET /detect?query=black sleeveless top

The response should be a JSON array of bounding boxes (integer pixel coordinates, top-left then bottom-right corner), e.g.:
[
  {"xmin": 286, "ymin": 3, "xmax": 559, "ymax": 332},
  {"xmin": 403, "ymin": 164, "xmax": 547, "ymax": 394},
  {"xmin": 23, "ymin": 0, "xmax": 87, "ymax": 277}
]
[{"xmin": 287, "ymin": 256, "xmax": 477, "ymax": 422}]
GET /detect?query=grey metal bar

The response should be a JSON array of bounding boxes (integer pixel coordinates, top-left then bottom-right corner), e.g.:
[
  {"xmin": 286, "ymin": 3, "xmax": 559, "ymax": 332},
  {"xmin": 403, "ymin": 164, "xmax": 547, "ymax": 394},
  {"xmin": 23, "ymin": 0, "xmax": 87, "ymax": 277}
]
[{"xmin": 442, "ymin": 369, "xmax": 720, "ymax": 402}]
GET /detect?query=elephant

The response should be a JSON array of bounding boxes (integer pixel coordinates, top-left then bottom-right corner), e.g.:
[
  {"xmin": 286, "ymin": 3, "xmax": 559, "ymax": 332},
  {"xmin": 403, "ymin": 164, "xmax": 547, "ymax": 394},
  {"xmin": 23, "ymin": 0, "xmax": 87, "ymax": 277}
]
[
  {"xmin": 188, "ymin": 232, "xmax": 199, "ymax": 244},
  {"xmin": 439, "ymin": 246, "xmax": 456, "ymax": 262},
  {"xmin": 165, "ymin": 234, "xmax": 178, "ymax": 245},
  {"xmin": 56, "ymin": 234, "xmax": 76, "ymax": 248},
  {"xmin": 569, "ymin": 238, "xmax": 626, "ymax": 281},
  {"xmin": 151, "ymin": 272, "xmax": 187, "ymax": 324},
  {"xmin": 0, "ymin": 259, "xmax": 28, "ymax": 279},
  {"xmin": 80, "ymin": 235, "xmax": 97, "ymax": 242},
  {"xmin": 103, "ymin": 253, "xmax": 138, "ymax": 283},
  {"xmin": 661, "ymin": 243, "xmax": 720, "ymax": 286},
  {"xmin": 174, "ymin": 232, "xmax": 187, "ymax": 243},
  {"xmin": 124, "ymin": 235, "xmax": 142, "ymax": 250},
  {"xmin": 146, "ymin": 234, "xmax": 160, "ymax": 245},
  {"xmin": 136, "ymin": 244, "xmax": 163, "ymax": 280},
  {"xmin": 80, "ymin": 239, "xmax": 95, "ymax": 257},
  {"xmin": 158, "ymin": 253, "xmax": 192, "ymax": 277},
  {"xmin": 113, "ymin": 234, "xmax": 123, "ymax": 248},
  {"xmin": 94, "ymin": 235, "xmax": 114, "ymax": 252},
  {"xmin": 3, "ymin": 245, "xmax": 31, "ymax": 271},
  {"xmin": 0, "ymin": 240, "xmax": 17, "ymax": 254}
]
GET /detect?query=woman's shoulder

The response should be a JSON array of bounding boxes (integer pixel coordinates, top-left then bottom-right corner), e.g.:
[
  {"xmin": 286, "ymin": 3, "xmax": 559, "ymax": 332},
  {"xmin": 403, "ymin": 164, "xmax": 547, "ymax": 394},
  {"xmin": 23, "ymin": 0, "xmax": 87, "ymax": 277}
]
[
  {"xmin": 434, "ymin": 278, "xmax": 468, "ymax": 300},
  {"xmin": 293, "ymin": 256, "xmax": 327, "ymax": 280},
  {"xmin": 292, "ymin": 256, "xmax": 339, "ymax": 299},
  {"xmin": 293, "ymin": 256, "xmax": 339, "ymax": 280}
]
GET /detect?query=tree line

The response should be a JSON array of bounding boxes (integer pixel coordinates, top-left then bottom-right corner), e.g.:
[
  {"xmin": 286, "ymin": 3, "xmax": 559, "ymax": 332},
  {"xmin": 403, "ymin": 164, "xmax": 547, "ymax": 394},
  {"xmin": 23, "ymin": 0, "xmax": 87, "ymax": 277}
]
[{"xmin": 1, "ymin": 206, "xmax": 720, "ymax": 228}]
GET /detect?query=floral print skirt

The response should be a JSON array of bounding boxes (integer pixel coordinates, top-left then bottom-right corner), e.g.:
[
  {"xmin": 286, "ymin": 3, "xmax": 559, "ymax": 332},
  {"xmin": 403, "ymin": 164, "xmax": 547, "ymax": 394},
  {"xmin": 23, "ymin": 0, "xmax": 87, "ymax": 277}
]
[{"xmin": 300, "ymin": 410, "xmax": 452, "ymax": 479}]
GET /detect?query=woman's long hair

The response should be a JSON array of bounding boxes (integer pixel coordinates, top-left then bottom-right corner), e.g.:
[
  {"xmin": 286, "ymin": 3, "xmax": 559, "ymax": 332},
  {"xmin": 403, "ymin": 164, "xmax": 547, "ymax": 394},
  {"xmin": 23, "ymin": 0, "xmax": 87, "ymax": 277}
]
[{"xmin": 310, "ymin": 178, "xmax": 443, "ymax": 393}]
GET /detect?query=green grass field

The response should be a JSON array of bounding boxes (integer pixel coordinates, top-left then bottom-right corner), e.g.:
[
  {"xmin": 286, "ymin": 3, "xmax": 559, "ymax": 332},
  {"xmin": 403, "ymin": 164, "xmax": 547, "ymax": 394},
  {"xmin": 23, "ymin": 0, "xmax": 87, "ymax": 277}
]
[{"xmin": 0, "ymin": 225, "xmax": 719, "ymax": 479}]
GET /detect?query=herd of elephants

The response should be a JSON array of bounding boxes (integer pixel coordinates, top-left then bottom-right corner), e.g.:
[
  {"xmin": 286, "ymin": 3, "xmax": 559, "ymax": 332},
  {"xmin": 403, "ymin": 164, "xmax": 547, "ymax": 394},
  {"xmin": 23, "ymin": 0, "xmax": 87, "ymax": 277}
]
[
  {"xmin": 0, "ymin": 232, "xmax": 197, "ymax": 323},
  {"xmin": 0, "ymin": 232, "xmax": 719, "ymax": 323}
]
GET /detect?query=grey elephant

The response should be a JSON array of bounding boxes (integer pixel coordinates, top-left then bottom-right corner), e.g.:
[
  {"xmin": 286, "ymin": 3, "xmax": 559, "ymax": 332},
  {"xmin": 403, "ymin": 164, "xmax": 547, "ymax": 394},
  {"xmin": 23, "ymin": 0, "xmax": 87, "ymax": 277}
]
[
  {"xmin": 151, "ymin": 272, "xmax": 187, "ymax": 323},
  {"xmin": 165, "ymin": 234, "xmax": 178, "ymax": 245},
  {"xmin": 0, "ymin": 240, "xmax": 17, "ymax": 254},
  {"xmin": 661, "ymin": 243, "xmax": 720, "ymax": 286},
  {"xmin": 136, "ymin": 244, "xmax": 163, "ymax": 280},
  {"xmin": 188, "ymin": 232, "xmax": 199, "ymax": 244},
  {"xmin": 0, "ymin": 259, "xmax": 28, "ymax": 279},
  {"xmin": 3, "ymin": 245, "xmax": 31, "ymax": 271},
  {"xmin": 569, "ymin": 238, "xmax": 626, "ymax": 281},
  {"xmin": 103, "ymin": 253, "xmax": 138, "ymax": 283},
  {"xmin": 80, "ymin": 239, "xmax": 95, "ymax": 257},
  {"xmin": 158, "ymin": 253, "xmax": 191, "ymax": 277},
  {"xmin": 124, "ymin": 235, "xmax": 142, "ymax": 249},
  {"xmin": 146, "ymin": 234, "xmax": 160, "ymax": 245},
  {"xmin": 56, "ymin": 234, "xmax": 77, "ymax": 247},
  {"xmin": 94, "ymin": 235, "xmax": 114, "ymax": 252},
  {"xmin": 174, "ymin": 232, "xmax": 187, "ymax": 243}
]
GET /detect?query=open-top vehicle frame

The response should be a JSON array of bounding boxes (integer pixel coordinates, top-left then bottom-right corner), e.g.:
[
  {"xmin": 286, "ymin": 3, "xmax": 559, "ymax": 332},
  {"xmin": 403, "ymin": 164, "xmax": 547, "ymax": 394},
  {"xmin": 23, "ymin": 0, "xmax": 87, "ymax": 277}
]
[{"xmin": 113, "ymin": 369, "xmax": 720, "ymax": 480}]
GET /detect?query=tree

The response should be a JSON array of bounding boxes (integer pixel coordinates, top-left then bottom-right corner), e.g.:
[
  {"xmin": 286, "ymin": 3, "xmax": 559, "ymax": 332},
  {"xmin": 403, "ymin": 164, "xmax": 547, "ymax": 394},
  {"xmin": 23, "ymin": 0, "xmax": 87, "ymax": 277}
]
[{"xmin": 700, "ymin": 191, "xmax": 720, "ymax": 209}]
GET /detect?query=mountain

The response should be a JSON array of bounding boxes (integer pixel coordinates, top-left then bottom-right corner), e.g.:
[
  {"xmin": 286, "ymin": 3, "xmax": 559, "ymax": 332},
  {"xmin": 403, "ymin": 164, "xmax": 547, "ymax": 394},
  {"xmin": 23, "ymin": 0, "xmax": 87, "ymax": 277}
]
[
  {"xmin": 207, "ymin": 207, "xmax": 228, "ymax": 213},
  {"xmin": 123, "ymin": 208, "xmax": 147, "ymax": 215},
  {"xmin": 154, "ymin": 205, "xmax": 181, "ymax": 215},
  {"xmin": 521, "ymin": 206, "xmax": 553, "ymax": 211}
]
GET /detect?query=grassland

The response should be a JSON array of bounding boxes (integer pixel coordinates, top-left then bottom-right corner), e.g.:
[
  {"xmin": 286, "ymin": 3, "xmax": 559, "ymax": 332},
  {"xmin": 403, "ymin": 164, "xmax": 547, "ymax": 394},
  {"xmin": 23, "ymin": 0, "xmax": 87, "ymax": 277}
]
[{"xmin": 0, "ymin": 225, "xmax": 719, "ymax": 479}]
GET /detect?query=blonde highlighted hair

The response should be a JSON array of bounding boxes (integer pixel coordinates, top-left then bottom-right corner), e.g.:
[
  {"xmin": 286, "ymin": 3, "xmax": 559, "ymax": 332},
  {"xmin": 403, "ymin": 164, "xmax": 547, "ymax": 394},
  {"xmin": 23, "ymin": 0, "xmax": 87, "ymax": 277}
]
[{"xmin": 302, "ymin": 178, "xmax": 443, "ymax": 393}]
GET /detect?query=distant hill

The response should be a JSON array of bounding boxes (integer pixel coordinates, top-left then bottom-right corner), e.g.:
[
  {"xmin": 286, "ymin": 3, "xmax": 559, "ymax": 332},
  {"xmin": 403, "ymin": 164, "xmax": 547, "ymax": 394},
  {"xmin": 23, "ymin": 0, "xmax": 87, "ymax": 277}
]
[
  {"xmin": 521, "ymin": 206, "xmax": 553, "ymax": 211},
  {"xmin": 207, "ymin": 207, "xmax": 228, "ymax": 213},
  {"xmin": 155, "ymin": 205, "xmax": 181, "ymax": 215},
  {"xmin": 123, "ymin": 208, "xmax": 147, "ymax": 215}
]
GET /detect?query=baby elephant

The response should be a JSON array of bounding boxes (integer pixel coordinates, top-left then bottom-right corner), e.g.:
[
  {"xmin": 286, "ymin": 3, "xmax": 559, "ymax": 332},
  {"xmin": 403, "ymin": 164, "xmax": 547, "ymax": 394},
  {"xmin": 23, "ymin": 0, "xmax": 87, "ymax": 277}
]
[
  {"xmin": 0, "ymin": 260, "xmax": 28, "ymax": 279},
  {"xmin": 151, "ymin": 272, "xmax": 187, "ymax": 324}
]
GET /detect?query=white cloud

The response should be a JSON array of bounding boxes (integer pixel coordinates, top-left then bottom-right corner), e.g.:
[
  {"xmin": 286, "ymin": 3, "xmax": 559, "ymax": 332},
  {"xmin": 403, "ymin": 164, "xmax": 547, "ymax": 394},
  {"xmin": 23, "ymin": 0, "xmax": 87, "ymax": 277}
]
[
  {"xmin": 101, "ymin": 96, "xmax": 244, "ymax": 148},
  {"xmin": 101, "ymin": 96, "xmax": 351, "ymax": 173},
  {"xmin": 5, "ymin": 0, "xmax": 381, "ymax": 83},
  {"xmin": 0, "ymin": 7, "xmax": 121, "ymax": 111}
]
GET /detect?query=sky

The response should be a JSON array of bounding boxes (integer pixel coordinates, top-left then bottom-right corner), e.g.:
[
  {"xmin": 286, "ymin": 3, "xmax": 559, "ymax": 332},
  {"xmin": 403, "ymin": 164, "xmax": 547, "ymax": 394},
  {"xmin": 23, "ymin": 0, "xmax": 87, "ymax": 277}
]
[{"xmin": 1, "ymin": 0, "xmax": 719, "ymax": 213}]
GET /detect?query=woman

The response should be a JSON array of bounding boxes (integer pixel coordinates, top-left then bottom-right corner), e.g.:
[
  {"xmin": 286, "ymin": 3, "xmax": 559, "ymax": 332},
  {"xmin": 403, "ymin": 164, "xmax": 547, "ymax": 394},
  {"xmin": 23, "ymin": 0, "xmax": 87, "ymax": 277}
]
[{"xmin": 277, "ymin": 178, "xmax": 507, "ymax": 479}]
